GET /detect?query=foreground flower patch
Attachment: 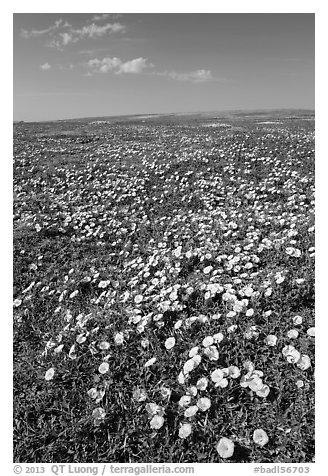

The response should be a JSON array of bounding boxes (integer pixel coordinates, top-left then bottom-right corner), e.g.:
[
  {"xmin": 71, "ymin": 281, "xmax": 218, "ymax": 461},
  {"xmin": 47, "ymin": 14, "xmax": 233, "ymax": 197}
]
[{"xmin": 13, "ymin": 112, "xmax": 314, "ymax": 463}]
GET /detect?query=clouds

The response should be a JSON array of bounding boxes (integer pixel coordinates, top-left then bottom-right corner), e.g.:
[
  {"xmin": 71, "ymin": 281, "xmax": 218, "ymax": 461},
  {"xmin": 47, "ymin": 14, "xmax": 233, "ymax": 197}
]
[
  {"xmin": 21, "ymin": 17, "xmax": 125, "ymax": 49},
  {"xmin": 156, "ymin": 69, "xmax": 214, "ymax": 83},
  {"xmin": 40, "ymin": 62, "xmax": 51, "ymax": 70},
  {"xmin": 86, "ymin": 56, "xmax": 150, "ymax": 75}
]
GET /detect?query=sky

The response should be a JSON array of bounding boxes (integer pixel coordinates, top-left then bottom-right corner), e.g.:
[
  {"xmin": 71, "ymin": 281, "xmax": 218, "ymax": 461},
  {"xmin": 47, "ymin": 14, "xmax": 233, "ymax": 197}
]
[{"xmin": 13, "ymin": 13, "xmax": 315, "ymax": 121}]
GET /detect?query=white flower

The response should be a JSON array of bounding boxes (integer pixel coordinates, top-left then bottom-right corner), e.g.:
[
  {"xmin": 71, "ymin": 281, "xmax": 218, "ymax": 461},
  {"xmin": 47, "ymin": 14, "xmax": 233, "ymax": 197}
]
[
  {"xmin": 211, "ymin": 368, "xmax": 224, "ymax": 384},
  {"xmin": 296, "ymin": 355, "xmax": 311, "ymax": 370},
  {"xmin": 183, "ymin": 359, "xmax": 195, "ymax": 374},
  {"xmin": 174, "ymin": 319, "xmax": 183, "ymax": 329},
  {"xmin": 145, "ymin": 403, "xmax": 164, "ymax": 416},
  {"xmin": 286, "ymin": 349, "xmax": 301, "ymax": 364},
  {"xmin": 292, "ymin": 315, "xmax": 303, "ymax": 325},
  {"xmin": 202, "ymin": 336, "xmax": 214, "ymax": 347},
  {"xmin": 178, "ymin": 371, "xmax": 186, "ymax": 384},
  {"xmin": 144, "ymin": 357, "xmax": 157, "ymax": 368},
  {"xmin": 253, "ymin": 429, "xmax": 269, "ymax": 446},
  {"xmin": 188, "ymin": 346, "xmax": 199, "ymax": 358},
  {"xmin": 186, "ymin": 386, "xmax": 198, "ymax": 397},
  {"xmin": 227, "ymin": 311, "xmax": 237, "ymax": 318},
  {"xmin": 246, "ymin": 308, "xmax": 254, "ymax": 317},
  {"xmin": 132, "ymin": 387, "xmax": 147, "ymax": 402},
  {"xmin": 203, "ymin": 265, "xmax": 213, "ymax": 274},
  {"xmin": 213, "ymin": 332, "xmax": 224, "ymax": 343},
  {"xmin": 296, "ymin": 380, "xmax": 304, "ymax": 388},
  {"xmin": 216, "ymin": 437, "xmax": 234, "ymax": 458},
  {"xmin": 165, "ymin": 337, "xmax": 176, "ymax": 350},
  {"xmin": 256, "ymin": 385, "xmax": 270, "ymax": 398},
  {"xmin": 216, "ymin": 378, "xmax": 229, "ymax": 388},
  {"xmin": 197, "ymin": 397, "xmax": 211, "ymax": 412},
  {"xmin": 68, "ymin": 344, "xmax": 77, "ymax": 360},
  {"xmin": 184, "ymin": 405, "xmax": 199, "ymax": 418},
  {"xmin": 179, "ymin": 423, "xmax": 192, "ymax": 439},
  {"xmin": 265, "ymin": 334, "xmax": 278, "ymax": 346},
  {"xmin": 307, "ymin": 327, "xmax": 315, "ymax": 337},
  {"xmin": 287, "ymin": 329, "xmax": 299, "ymax": 339},
  {"xmin": 98, "ymin": 362, "xmax": 109, "ymax": 374},
  {"xmin": 134, "ymin": 294, "xmax": 143, "ymax": 304},
  {"xmin": 98, "ymin": 341, "xmax": 110, "ymax": 350},
  {"xmin": 45, "ymin": 368, "xmax": 55, "ymax": 381},
  {"xmin": 196, "ymin": 377, "xmax": 209, "ymax": 391},
  {"xmin": 114, "ymin": 332, "xmax": 124, "ymax": 345},
  {"xmin": 150, "ymin": 415, "xmax": 164, "ymax": 429},
  {"xmin": 203, "ymin": 345, "xmax": 219, "ymax": 361},
  {"xmin": 179, "ymin": 395, "xmax": 192, "ymax": 407},
  {"xmin": 228, "ymin": 366, "xmax": 241, "ymax": 379},
  {"xmin": 227, "ymin": 324, "xmax": 238, "ymax": 333}
]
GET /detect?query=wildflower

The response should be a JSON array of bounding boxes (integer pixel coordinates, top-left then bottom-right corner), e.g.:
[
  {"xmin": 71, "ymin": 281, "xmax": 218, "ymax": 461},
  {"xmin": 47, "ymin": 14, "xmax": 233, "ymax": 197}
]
[
  {"xmin": 134, "ymin": 294, "xmax": 143, "ymax": 304},
  {"xmin": 216, "ymin": 437, "xmax": 234, "ymax": 458},
  {"xmin": 98, "ymin": 362, "xmax": 109, "ymax": 374},
  {"xmin": 92, "ymin": 407, "xmax": 106, "ymax": 426},
  {"xmin": 282, "ymin": 345, "xmax": 301, "ymax": 364},
  {"xmin": 189, "ymin": 346, "xmax": 199, "ymax": 358},
  {"xmin": 145, "ymin": 403, "xmax": 164, "ymax": 416},
  {"xmin": 211, "ymin": 368, "xmax": 224, "ymax": 384},
  {"xmin": 253, "ymin": 429, "xmax": 269, "ymax": 446},
  {"xmin": 13, "ymin": 299, "xmax": 22, "ymax": 307},
  {"xmin": 204, "ymin": 345, "xmax": 219, "ymax": 361},
  {"xmin": 150, "ymin": 415, "xmax": 164, "ymax": 429},
  {"xmin": 197, "ymin": 397, "xmax": 211, "ymax": 412},
  {"xmin": 264, "ymin": 288, "xmax": 272, "ymax": 297},
  {"xmin": 276, "ymin": 275, "xmax": 285, "ymax": 284},
  {"xmin": 227, "ymin": 324, "xmax": 238, "ymax": 333},
  {"xmin": 165, "ymin": 337, "xmax": 176, "ymax": 350},
  {"xmin": 213, "ymin": 332, "xmax": 224, "ymax": 343},
  {"xmin": 76, "ymin": 334, "xmax": 87, "ymax": 344},
  {"xmin": 178, "ymin": 371, "xmax": 186, "ymax": 384},
  {"xmin": 114, "ymin": 332, "xmax": 124, "ymax": 345},
  {"xmin": 132, "ymin": 387, "xmax": 147, "ymax": 402},
  {"xmin": 292, "ymin": 315, "xmax": 303, "ymax": 325},
  {"xmin": 307, "ymin": 327, "xmax": 315, "ymax": 337},
  {"xmin": 179, "ymin": 395, "xmax": 192, "ymax": 407},
  {"xmin": 186, "ymin": 386, "xmax": 198, "ymax": 397},
  {"xmin": 202, "ymin": 336, "xmax": 214, "ymax": 347},
  {"xmin": 246, "ymin": 308, "xmax": 254, "ymax": 317},
  {"xmin": 179, "ymin": 422, "xmax": 192, "ymax": 439},
  {"xmin": 183, "ymin": 359, "xmax": 196, "ymax": 374},
  {"xmin": 203, "ymin": 265, "xmax": 213, "ymax": 274},
  {"xmin": 216, "ymin": 378, "xmax": 229, "ymax": 388},
  {"xmin": 296, "ymin": 355, "xmax": 311, "ymax": 370},
  {"xmin": 68, "ymin": 344, "xmax": 77, "ymax": 360},
  {"xmin": 141, "ymin": 338, "xmax": 149, "ymax": 348},
  {"xmin": 265, "ymin": 335, "xmax": 278, "ymax": 346},
  {"xmin": 144, "ymin": 357, "xmax": 157, "ymax": 368},
  {"xmin": 98, "ymin": 341, "xmax": 110, "ymax": 350},
  {"xmin": 87, "ymin": 388, "xmax": 98, "ymax": 399},
  {"xmin": 212, "ymin": 313, "xmax": 221, "ymax": 320},
  {"xmin": 160, "ymin": 386, "xmax": 172, "ymax": 399},
  {"xmin": 54, "ymin": 344, "xmax": 64, "ymax": 354},
  {"xmin": 184, "ymin": 406, "xmax": 199, "ymax": 418},
  {"xmin": 227, "ymin": 311, "xmax": 237, "ymax": 318},
  {"xmin": 45, "ymin": 368, "xmax": 55, "ymax": 381},
  {"xmin": 193, "ymin": 377, "xmax": 207, "ymax": 393},
  {"xmin": 296, "ymin": 380, "xmax": 304, "ymax": 388},
  {"xmin": 287, "ymin": 329, "xmax": 299, "ymax": 339},
  {"xmin": 228, "ymin": 366, "xmax": 241, "ymax": 379},
  {"xmin": 256, "ymin": 385, "xmax": 270, "ymax": 398},
  {"xmin": 174, "ymin": 319, "xmax": 183, "ymax": 329}
]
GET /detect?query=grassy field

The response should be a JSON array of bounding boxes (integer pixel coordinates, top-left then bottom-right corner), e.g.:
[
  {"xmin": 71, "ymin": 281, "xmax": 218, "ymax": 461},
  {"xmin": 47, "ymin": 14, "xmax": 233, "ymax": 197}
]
[{"xmin": 13, "ymin": 110, "xmax": 315, "ymax": 463}]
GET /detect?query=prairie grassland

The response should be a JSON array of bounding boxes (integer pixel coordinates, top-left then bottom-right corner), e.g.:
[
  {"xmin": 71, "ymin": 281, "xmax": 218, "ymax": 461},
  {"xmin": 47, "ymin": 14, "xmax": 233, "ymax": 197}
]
[{"xmin": 13, "ymin": 112, "xmax": 314, "ymax": 463}]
